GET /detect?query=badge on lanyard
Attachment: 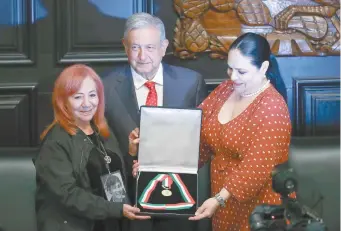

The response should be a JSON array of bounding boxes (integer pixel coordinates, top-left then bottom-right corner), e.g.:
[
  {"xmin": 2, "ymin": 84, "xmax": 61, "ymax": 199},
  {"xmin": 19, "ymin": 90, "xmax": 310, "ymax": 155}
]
[{"xmin": 101, "ymin": 170, "xmax": 127, "ymax": 203}]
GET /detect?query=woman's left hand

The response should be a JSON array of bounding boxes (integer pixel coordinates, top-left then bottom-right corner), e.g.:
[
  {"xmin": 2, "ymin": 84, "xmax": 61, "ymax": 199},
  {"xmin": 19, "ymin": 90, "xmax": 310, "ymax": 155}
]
[
  {"xmin": 189, "ymin": 197, "xmax": 220, "ymax": 220},
  {"xmin": 128, "ymin": 128, "xmax": 140, "ymax": 156}
]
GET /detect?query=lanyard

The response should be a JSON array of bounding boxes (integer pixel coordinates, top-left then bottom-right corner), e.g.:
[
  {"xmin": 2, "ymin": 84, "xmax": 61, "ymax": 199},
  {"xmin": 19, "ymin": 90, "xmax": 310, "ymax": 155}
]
[
  {"xmin": 86, "ymin": 133, "xmax": 111, "ymax": 174},
  {"xmin": 139, "ymin": 173, "xmax": 195, "ymax": 210}
]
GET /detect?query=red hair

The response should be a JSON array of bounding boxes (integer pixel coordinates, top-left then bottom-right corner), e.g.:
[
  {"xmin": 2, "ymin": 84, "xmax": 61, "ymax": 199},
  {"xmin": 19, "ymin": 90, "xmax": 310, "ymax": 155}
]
[{"xmin": 41, "ymin": 64, "xmax": 110, "ymax": 140}]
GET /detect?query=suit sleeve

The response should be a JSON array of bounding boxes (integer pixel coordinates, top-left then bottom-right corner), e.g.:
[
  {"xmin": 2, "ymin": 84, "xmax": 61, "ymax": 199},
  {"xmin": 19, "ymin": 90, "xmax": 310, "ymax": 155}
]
[
  {"xmin": 35, "ymin": 140, "xmax": 124, "ymax": 219},
  {"xmin": 104, "ymin": 84, "xmax": 137, "ymax": 166},
  {"xmin": 224, "ymin": 98, "xmax": 292, "ymax": 202},
  {"xmin": 195, "ymin": 73, "xmax": 208, "ymax": 106}
]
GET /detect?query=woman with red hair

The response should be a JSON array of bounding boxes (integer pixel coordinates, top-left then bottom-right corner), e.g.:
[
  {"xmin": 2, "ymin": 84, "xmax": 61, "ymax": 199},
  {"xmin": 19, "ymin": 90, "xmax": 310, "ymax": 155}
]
[{"xmin": 34, "ymin": 64, "xmax": 149, "ymax": 231}]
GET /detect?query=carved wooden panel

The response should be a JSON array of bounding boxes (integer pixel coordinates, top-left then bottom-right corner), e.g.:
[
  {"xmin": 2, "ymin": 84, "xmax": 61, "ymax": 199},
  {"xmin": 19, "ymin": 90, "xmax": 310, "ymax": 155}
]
[
  {"xmin": 0, "ymin": 0, "xmax": 36, "ymax": 65},
  {"xmin": 293, "ymin": 78, "xmax": 340, "ymax": 136},
  {"xmin": 0, "ymin": 84, "xmax": 38, "ymax": 146},
  {"xmin": 55, "ymin": 0, "xmax": 154, "ymax": 64},
  {"xmin": 173, "ymin": 0, "xmax": 340, "ymax": 59}
]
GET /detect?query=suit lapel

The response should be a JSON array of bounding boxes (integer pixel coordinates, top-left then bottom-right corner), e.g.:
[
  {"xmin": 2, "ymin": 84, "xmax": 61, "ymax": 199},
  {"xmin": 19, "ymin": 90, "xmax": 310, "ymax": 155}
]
[
  {"xmin": 114, "ymin": 67, "xmax": 140, "ymax": 125},
  {"xmin": 163, "ymin": 64, "xmax": 179, "ymax": 107},
  {"xmin": 113, "ymin": 64, "xmax": 180, "ymax": 122}
]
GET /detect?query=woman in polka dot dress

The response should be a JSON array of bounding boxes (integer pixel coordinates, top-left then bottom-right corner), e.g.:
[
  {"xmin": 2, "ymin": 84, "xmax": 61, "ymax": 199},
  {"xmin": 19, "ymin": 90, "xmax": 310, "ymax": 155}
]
[{"xmin": 189, "ymin": 33, "xmax": 291, "ymax": 231}]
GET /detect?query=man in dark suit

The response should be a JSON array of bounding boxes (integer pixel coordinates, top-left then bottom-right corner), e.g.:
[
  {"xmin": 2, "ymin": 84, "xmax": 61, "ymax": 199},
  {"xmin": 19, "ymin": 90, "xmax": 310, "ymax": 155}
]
[{"xmin": 103, "ymin": 13, "xmax": 208, "ymax": 231}]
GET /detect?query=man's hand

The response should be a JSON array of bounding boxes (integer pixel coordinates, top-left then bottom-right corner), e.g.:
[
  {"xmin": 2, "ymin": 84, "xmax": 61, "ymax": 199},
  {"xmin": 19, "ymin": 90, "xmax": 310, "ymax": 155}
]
[
  {"xmin": 128, "ymin": 128, "xmax": 140, "ymax": 156},
  {"xmin": 132, "ymin": 160, "xmax": 139, "ymax": 178},
  {"xmin": 123, "ymin": 204, "xmax": 150, "ymax": 220}
]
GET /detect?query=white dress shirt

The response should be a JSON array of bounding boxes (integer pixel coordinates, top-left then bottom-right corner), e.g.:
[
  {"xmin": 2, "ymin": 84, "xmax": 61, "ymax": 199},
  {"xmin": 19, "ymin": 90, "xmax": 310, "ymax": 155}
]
[{"xmin": 131, "ymin": 64, "xmax": 164, "ymax": 108}]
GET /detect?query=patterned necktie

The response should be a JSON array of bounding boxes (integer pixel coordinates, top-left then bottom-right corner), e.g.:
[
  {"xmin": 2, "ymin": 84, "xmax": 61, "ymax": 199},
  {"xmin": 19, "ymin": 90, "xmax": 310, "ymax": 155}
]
[{"xmin": 144, "ymin": 81, "xmax": 157, "ymax": 106}]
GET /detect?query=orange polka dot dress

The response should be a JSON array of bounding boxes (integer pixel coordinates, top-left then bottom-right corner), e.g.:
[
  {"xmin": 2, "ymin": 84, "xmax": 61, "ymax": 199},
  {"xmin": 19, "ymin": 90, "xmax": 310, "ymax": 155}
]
[{"xmin": 198, "ymin": 80, "xmax": 291, "ymax": 231}]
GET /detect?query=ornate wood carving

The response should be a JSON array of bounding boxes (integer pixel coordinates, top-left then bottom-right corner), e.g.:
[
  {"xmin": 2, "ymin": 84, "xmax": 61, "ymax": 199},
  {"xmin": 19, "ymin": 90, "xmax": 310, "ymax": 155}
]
[{"xmin": 173, "ymin": 0, "xmax": 340, "ymax": 59}]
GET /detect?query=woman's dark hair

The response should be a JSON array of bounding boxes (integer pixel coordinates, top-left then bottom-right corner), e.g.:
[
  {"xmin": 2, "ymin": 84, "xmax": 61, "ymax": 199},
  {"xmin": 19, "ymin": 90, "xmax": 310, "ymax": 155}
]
[{"xmin": 229, "ymin": 32, "xmax": 287, "ymax": 100}]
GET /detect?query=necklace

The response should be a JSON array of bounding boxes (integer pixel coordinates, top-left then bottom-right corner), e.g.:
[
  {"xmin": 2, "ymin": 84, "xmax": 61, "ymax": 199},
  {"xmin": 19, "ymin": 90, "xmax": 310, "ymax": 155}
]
[
  {"xmin": 86, "ymin": 133, "xmax": 112, "ymax": 165},
  {"xmin": 240, "ymin": 80, "xmax": 270, "ymax": 98}
]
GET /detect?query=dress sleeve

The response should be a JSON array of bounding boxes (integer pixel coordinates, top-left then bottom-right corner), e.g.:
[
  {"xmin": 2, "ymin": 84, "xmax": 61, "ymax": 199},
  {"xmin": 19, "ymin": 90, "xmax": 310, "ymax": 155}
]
[
  {"xmin": 224, "ymin": 96, "xmax": 292, "ymax": 202},
  {"xmin": 35, "ymin": 140, "xmax": 124, "ymax": 219},
  {"xmin": 198, "ymin": 80, "xmax": 230, "ymax": 168}
]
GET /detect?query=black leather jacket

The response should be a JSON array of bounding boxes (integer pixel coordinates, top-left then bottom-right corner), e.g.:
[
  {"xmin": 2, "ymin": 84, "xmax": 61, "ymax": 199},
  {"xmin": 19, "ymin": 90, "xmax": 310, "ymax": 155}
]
[{"xmin": 34, "ymin": 123, "xmax": 128, "ymax": 231}]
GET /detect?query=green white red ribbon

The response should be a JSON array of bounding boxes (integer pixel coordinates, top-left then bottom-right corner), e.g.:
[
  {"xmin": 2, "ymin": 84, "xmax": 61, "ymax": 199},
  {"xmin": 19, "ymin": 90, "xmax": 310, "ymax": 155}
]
[
  {"xmin": 139, "ymin": 173, "xmax": 195, "ymax": 210},
  {"xmin": 162, "ymin": 174, "xmax": 173, "ymax": 189}
]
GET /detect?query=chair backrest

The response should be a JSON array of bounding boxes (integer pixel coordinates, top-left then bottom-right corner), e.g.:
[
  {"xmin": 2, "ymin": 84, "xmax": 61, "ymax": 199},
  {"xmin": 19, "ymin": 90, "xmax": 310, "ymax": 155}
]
[
  {"xmin": 0, "ymin": 148, "xmax": 38, "ymax": 231},
  {"xmin": 0, "ymin": 138, "xmax": 339, "ymax": 231},
  {"xmin": 289, "ymin": 137, "xmax": 340, "ymax": 231}
]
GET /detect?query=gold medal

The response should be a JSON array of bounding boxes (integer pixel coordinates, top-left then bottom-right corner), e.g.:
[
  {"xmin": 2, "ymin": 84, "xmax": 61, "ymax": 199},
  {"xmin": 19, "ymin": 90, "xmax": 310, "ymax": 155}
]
[{"xmin": 161, "ymin": 189, "xmax": 172, "ymax": 197}]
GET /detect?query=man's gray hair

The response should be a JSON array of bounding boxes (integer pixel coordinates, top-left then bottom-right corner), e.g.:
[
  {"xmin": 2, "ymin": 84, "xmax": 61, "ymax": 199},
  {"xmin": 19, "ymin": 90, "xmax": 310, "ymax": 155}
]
[{"xmin": 124, "ymin": 13, "xmax": 166, "ymax": 41}]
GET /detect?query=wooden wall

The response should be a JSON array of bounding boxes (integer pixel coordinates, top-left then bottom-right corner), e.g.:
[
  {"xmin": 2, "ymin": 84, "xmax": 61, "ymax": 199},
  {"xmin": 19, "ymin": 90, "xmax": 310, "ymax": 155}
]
[{"xmin": 0, "ymin": 0, "xmax": 339, "ymax": 147}]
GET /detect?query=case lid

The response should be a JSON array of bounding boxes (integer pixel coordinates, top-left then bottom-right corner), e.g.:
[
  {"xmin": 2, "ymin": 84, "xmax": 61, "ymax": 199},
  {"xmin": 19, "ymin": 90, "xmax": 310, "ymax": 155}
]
[{"xmin": 138, "ymin": 106, "xmax": 202, "ymax": 174}]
